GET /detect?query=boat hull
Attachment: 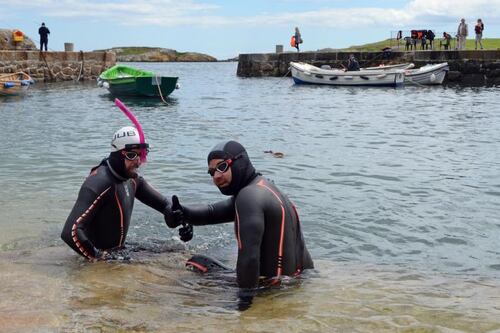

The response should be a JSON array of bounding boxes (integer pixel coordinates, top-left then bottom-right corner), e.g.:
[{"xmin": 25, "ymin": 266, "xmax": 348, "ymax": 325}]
[
  {"xmin": 291, "ymin": 62, "xmax": 404, "ymax": 87},
  {"xmin": 105, "ymin": 76, "xmax": 178, "ymax": 97},
  {"xmin": 404, "ymin": 63, "xmax": 449, "ymax": 85}
]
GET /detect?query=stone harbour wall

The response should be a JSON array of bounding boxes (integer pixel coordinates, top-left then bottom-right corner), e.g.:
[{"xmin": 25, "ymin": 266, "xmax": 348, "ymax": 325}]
[
  {"xmin": 237, "ymin": 50, "xmax": 500, "ymax": 85},
  {"xmin": 0, "ymin": 51, "xmax": 116, "ymax": 82}
]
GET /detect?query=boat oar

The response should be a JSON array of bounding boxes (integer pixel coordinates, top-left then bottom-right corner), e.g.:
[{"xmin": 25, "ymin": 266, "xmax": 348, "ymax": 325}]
[{"xmin": 114, "ymin": 98, "xmax": 148, "ymax": 162}]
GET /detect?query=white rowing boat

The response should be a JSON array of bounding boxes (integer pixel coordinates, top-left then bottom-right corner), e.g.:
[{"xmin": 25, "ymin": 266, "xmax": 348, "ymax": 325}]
[{"xmin": 290, "ymin": 62, "xmax": 405, "ymax": 87}]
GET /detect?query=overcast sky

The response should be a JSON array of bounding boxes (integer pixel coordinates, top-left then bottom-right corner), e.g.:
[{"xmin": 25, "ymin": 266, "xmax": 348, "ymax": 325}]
[{"xmin": 1, "ymin": 0, "xmax": 498, "ymax": 59}]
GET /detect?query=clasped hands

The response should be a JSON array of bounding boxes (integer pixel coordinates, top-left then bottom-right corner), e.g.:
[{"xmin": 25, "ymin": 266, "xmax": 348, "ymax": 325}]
[{"xmin": 165, "ymin": 195, "xmax": 193, "ymax": 242}]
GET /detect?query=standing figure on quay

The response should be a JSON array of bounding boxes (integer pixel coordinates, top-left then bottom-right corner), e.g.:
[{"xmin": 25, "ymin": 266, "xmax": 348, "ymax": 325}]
[
  {"xmin": 38, "ymin": 22, "xmax": 50, "ymax": 51},
  {"xmin": 456, "ymin": 18, "xmax": 468, "ymax": 50}
]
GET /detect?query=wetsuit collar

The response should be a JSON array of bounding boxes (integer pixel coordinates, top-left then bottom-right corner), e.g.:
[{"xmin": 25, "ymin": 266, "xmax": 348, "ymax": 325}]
[{"xmin": 106, "ymin": 159, "xmax": 127, "ymax": 182}]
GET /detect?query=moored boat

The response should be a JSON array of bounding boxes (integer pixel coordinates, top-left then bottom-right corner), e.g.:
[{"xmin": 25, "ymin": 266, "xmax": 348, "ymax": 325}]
[
  {"xmin": 290, "ymin": 62, "xmax": 405, "ymax": 87},
  {"xmin": 0, "ymin": 72, "xmax": 35, "ymax": 96},
  {"xmin": 98, "ymin": 65, "xmax": 179, "ymax": 97},
  {"xmin": 404, "ymin": 62, "xmax": 449, "ymax": 85}
]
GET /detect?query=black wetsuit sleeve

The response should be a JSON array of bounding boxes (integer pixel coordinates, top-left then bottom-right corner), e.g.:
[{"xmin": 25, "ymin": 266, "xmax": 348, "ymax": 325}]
[
  {"xmin": 234, "ymin": 191, "xmax": 265, "ymax": 289},
  {"xmin": 183, "ymin": 197, "xmax": 235, "ymax": 226},
  {"xmin": 61, "ymin": 186, "xmax": 109, "ymax": 259},
  {"xmin": 134, "ymin": 177, "xmax": 168, "ymax": 213}
]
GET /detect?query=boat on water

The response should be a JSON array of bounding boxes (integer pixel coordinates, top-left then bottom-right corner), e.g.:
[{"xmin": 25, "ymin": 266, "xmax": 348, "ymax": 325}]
[
  {"xmin": 290, "ymin": 62, "xmax": 405, "ymax": 87},
  {"xmin": 0, "ymin": 72, "xmax": 35, "ymax": 96},
  {"xmin": 98, "ymin": 65, "xmax": 179, "ymax": 97},
  {"xmin": 404, "ymin": 62, "xmax": 449, "ymax": 85}
]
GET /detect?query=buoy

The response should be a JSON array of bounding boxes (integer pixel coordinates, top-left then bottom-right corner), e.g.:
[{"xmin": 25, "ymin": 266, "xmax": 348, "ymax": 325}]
[
  {"xmin": 430, "ymin": 73, "xmax": 436, "ymax": 82},
  {"xmin": 175, "ymin": 83, "xmax": 180, "ymax": 89},
  {"xmin": 103, "ymin": 82, "xmax": 110, "ymax": 89}
]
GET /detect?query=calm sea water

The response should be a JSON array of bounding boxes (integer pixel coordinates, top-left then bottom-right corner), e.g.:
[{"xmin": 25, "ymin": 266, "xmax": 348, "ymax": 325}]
[{"xmin": 1, "ymin": 62, "xmax": 500, "ymax": 332}]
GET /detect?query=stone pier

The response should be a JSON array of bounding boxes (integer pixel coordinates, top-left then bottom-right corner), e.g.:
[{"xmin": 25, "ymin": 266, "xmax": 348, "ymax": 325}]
[
  {"xmin": 237, "ymin": 50, "xmax": 500, "ymax": 85},
  {"xmin": 0, "ymin": 51, "xmax": 116, "ymax": 82}
]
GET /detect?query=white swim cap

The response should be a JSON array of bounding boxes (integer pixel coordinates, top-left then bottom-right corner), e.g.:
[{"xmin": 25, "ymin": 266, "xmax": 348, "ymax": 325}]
[{"xmin": 111, "ymin": 126, "xmax": 149, "ymax": 152}]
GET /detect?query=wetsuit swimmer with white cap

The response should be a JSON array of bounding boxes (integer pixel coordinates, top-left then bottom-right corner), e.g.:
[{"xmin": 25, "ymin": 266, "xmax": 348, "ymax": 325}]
[
  {"xmin": 61, "ymin": 126, "xmax": 176, "ymax": 260},
  {"xmin": 167, "ymin": 141, "xmax": 314, "ymax": 289}
]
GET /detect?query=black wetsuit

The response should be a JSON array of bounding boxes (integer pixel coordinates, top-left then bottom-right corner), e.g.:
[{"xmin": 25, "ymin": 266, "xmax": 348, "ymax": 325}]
[
  {"xmin": 183, "ymin": 176, "xmax": 313, "ymax": 287},
  {"xmin": 179, "ymin": 143, "xmax": 314, "ymax": 289},
  {"xmin": 38, "ymin": 26, "xmax": 50, "ymax": 51},
  {"xmin": 61, "ymin": 161, "xmax": 169, "ymax": 260}
]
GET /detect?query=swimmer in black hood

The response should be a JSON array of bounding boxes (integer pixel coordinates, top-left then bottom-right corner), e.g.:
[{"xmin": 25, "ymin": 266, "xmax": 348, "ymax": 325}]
[{"xmin": 166, "ymin": 141, "xmax": 314, "ymax": 289}]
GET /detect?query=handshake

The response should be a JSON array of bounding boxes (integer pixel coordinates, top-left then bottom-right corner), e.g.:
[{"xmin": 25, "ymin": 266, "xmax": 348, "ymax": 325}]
[{"xmin": 164, "ymin": 195, "xmax": 193, "ymax": 242}]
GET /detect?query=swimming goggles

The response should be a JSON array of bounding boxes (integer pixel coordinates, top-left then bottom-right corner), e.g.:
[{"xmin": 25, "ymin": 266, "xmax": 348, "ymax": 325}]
[
  {"xmin": 123, "ymin": 150, "xmax": 148, "ymax": 161},
  {"xmin": 208, "ymin": 159, "xmax": 233, "ymax": 176}
]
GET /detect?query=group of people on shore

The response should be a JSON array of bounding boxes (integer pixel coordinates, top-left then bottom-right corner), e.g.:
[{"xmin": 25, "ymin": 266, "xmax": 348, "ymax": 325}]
[
  {"xmin": 60, "ymin": 125, "xmax": 314, "ymax": 292},
  {"xmin": 456, "ymin": 18, "xmax": 485, "ymax": 50},
  {"xmin": 421, "ymin": 18, "xmax": 485, "ymax": 51},
  {"xmin": 292, "ymin": 16, "xmax": 486, "ymax": 53}
]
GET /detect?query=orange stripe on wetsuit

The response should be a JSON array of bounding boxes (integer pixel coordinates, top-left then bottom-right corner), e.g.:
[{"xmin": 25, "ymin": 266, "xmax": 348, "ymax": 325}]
[
  {"xmin": 71, "ymin": 186, "xmax": 111, "ymax": 259},
  {"xmin": 235, "ymin": 204, "xmax": 243, "ymax": 250},
  {"xmin": 115, "ymin": 188, "xmax": 125, "ymax": 247},
  {"xmin": 256, "ymin": 179, "xmax": 286, "ymax": 277}
]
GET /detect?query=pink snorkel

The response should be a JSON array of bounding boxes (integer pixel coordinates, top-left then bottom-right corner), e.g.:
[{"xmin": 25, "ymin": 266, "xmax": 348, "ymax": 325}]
[{"xmin": 114, "ymin": 98, "xmax": 148, "ymax": 163}]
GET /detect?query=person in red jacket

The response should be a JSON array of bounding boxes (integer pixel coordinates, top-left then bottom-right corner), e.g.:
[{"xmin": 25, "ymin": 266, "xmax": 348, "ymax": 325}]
[{"xmin": 475, "ymin": 18, "xmax": 484, "ymax": 50}]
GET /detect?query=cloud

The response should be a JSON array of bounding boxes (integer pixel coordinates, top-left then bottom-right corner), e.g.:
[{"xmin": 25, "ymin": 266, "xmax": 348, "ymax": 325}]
[{"xmin": 1, "ymin": 0, "xmax": 499, "ymax": 27}]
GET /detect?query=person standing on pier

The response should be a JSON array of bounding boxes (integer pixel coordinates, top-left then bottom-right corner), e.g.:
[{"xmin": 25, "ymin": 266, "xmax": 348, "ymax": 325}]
[
  {"xmin": 475, "ymin": 18, "xmax": 484, "ymax": 50},
  {"xmin": 38, "ymin": 22, "xmax": 50, "ymax": 51},
  {"xmin": 456, "ymin": 18, "xmax": 468, "ymax": 50},
  {"xmin": 294, "ymin": 27, "xmax": 302, "ymax": 52}
]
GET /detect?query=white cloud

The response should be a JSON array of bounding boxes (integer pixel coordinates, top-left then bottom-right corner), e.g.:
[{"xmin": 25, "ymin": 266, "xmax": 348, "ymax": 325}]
[{"xmin": 1, "ymin": 0, "xmax": 499, "ymax": 27}]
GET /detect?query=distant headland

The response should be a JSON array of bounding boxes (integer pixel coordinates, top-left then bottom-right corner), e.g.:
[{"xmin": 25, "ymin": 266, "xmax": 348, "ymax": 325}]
[{"xmin": 95, "ymin": 47, "xmax": 218, "ymax": 62}]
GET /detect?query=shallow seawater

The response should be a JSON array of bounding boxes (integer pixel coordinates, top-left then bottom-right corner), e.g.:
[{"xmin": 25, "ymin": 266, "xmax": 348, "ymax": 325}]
[{"xmin": 1, "ymin": 62, "xmax": 499, "ymax": 332}]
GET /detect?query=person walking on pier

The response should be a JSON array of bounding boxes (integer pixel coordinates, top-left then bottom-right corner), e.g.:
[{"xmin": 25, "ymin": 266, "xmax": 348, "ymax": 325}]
[
  {"xmin": 475, "ymin": 18, "xmax": 484, "ymax": 50},
  {"xmin": 38, "ymin": 22, "xmax": 50, "ymax": 51},
  {"xmin": 456, "ymin": 18, "xmax": 468, "ymax": 50}
]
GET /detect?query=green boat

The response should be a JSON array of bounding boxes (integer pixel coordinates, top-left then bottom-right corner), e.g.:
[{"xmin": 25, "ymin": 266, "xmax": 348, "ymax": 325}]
[{"xmin": 98, "ymin": 65, "xmax": 178, "ymax": 97}]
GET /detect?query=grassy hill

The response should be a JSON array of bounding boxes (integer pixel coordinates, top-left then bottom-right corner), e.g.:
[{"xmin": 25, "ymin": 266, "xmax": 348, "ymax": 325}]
[
  {"xmin": 324, "ymin": 38, "xmax": 500, "ymax": 52},
  {"xmin": 95, "ymin": 46, "xmax": 217, "ymax": 62}
]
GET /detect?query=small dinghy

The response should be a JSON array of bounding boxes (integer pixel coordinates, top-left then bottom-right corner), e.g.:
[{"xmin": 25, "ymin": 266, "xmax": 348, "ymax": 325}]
[
  {"xmin": 0, "ymin": 72, "xmax": 35, "ymax": 96},
  {"xmin": 98, "ymin": 65, "xmax": 179, "ymax": 97}
]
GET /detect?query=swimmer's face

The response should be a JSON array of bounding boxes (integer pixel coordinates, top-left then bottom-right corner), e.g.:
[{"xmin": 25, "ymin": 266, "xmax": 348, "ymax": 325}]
[
  {"xmin": 208, "ymin": 158, "xmax": 232, "ymax": 189},
  {"xmin": 122, "ymin": 148, "xmax": 142, "ymax": 178}
]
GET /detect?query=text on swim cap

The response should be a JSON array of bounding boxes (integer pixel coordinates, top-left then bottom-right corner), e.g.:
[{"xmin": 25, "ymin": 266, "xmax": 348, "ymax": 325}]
[{"xmin": 113, "ymin": 130, "xmax": 137, "ymax": 140}]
